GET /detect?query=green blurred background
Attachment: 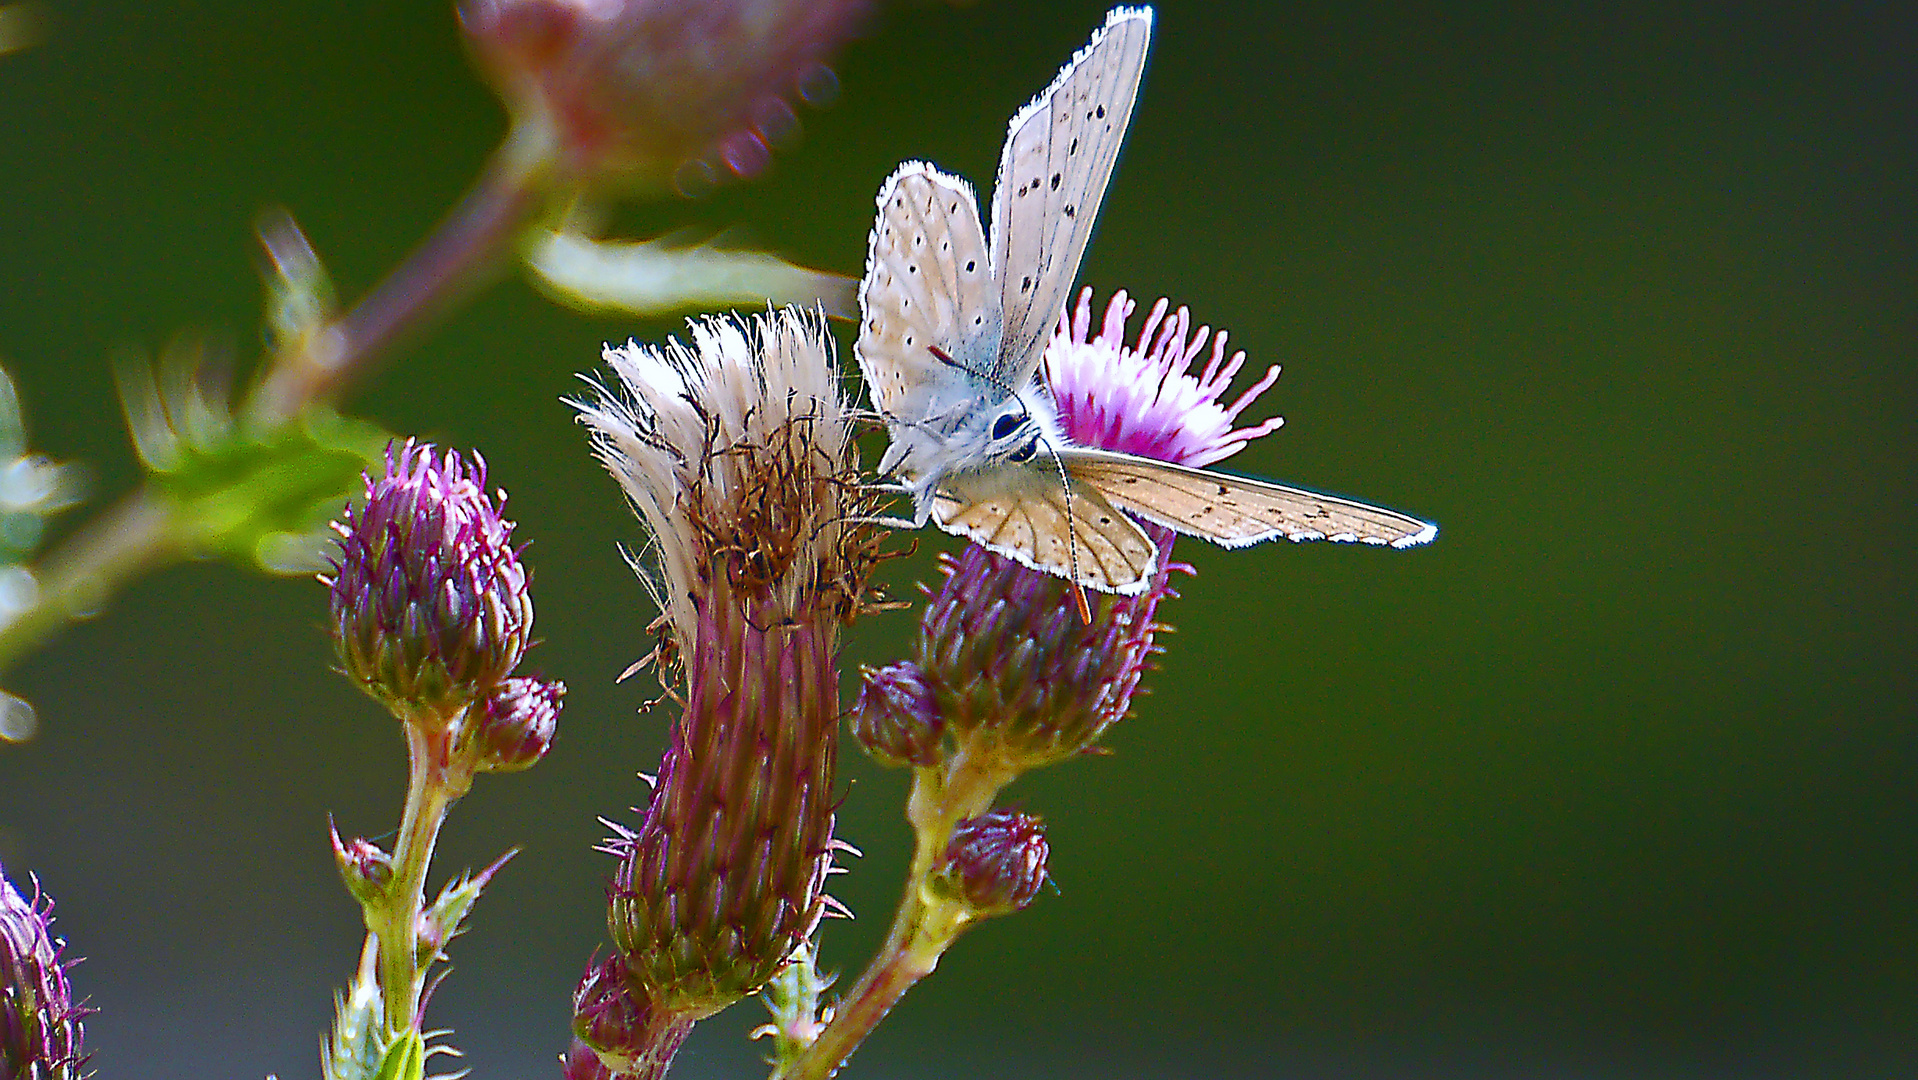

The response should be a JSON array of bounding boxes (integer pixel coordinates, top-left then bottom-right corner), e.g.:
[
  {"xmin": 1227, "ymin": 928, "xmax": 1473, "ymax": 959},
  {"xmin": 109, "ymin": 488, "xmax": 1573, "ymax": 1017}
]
[{"xmin": 1, "ymin": 1, "xmax": 1913, "ymax": 1076}]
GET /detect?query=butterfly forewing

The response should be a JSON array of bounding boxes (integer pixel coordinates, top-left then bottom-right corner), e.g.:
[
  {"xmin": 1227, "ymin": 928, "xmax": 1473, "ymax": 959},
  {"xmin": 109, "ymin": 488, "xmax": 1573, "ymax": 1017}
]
[
  {"xmin": 988, "ymin": 6, "xmax": 1154, "ymax": 390},
  {"xmin": 1064, "ymin": 449, "xmax": 1440, "ymax": 549},
  {"xmin": 932, "ymin": 469, "xmax": 1158, "ymax": 594},
  {"xmin": 858, "ymin": 162, "xmax": 1002, "ymax": 422}
]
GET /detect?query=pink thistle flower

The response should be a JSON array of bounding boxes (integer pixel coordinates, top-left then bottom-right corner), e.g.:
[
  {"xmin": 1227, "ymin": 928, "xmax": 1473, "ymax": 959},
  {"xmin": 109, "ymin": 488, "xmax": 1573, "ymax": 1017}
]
[
  {"xmin": 1045, "ymin": 286, "xmax": 1286, "ymax": 467},
  {"xmin": 910, "ymin": 287, "xmax": 1290, "ymax": 771}
]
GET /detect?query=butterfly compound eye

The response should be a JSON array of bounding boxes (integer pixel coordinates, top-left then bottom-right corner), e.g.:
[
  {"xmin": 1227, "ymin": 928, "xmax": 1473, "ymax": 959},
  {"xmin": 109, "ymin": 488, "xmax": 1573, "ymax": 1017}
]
[{"xmin": 991, "ymin": 414, "xmax": 1023, "ymax": 441}]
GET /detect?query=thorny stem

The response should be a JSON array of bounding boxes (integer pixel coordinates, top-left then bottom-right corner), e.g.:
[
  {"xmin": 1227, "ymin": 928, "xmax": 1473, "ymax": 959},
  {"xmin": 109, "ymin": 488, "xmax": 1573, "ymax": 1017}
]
[
  {"xmin": 781, "ymin": 741, "xmax": 1015, "ymax": 1080},
  {"xmin": 367, "ymin": 718, "xmax": 471, "ymax": 1033},
  {"xmin": 0, "ymin": 135, "xmax": 551, "ymax": 677}
]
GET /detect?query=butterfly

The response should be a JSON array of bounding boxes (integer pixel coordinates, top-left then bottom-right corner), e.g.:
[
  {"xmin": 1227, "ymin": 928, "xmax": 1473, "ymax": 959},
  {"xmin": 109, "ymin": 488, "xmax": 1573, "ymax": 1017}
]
[{"xmin": 855, "ymin": 5, "xmax": 1435, "ymax": 598}]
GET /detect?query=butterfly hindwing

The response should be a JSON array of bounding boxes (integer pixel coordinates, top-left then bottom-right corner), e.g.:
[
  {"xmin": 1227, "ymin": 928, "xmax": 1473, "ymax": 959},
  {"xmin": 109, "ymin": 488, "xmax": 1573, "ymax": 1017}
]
[
  {"xmin": 1063, "ymin": 448, "xmax": 1439, "ymax": 549},
  {"xmin": 858, "ymin": 162, "xmax": 1002, "ymax": 423},
  {"xmin": 931, "ymin": 464, "xmax": 1158, "ymax": 594},
  {"xmin": 988, "ymin": 6, "xmax": 1154, "ymax": 391}
]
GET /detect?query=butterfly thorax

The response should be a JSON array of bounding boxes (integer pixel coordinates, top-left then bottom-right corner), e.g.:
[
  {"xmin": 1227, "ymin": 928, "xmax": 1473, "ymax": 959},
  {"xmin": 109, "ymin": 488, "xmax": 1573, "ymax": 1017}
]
[{"xmin": 884, "ymin": 386, "xmax": 1067, "ymax": 522}]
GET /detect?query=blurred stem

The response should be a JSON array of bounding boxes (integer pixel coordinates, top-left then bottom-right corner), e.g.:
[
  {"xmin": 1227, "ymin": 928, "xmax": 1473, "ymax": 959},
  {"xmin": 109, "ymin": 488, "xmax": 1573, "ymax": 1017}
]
[
  {"xmin": 367, "ymin": 719, "xmax": 472, "ymax": 1033},
  {"xmin": 250, "ymin": 131, "xmax": 553, "ymax": 420},
  {"xmin": 0, "ymin": 132, "xmax": 552, "ymax": 678},
  {"xmin": 0, "ymin": 489, "xmax": 187, "ymax": 672},
  {"xmin": 780, "ymin": 742, "xmax": 1014, "ymax": 1080}
]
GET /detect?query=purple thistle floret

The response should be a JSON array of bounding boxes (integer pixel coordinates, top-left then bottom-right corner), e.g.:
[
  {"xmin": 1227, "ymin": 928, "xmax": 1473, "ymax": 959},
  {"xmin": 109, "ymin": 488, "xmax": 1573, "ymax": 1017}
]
[
  {"xmin": 915, "ymin": 288, "xmax": 1285, "ymax": 769},
  {"xmin": 324, "ymin": 440, "xmax": 533, "ymax": 719},
  {"xmin": 932, "ymin": 810, "xmax": 1050, "ymax": 916},
  {"xmin": 1, "ymin": 866, "xmax": 87, "ymax": 1080}
]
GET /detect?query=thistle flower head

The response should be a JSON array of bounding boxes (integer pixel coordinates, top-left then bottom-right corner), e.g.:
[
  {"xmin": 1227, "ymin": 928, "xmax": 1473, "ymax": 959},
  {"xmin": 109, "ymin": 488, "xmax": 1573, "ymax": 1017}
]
[
  {"xmin": 917, "ymin": 542, "xmax": 1174, "ymax": 770},
  {"xmin": 325, "ymin": 441, "xmax": 533, "ymax": 719},
  {"xmin": 1, "ymin": 866, "xmax": 86, "ymax": 1080},
  {"xmin": 574, "ymin": 307, "xmax": 877, "ymax": 1050},
  {"xmin": 462, "ymin": 0, "xmax": 870, "ymax": 192},
  {"xmin": 1046, "ymin": 287, "xmax": 1285, "ymax": 466},
  {"xmin": 930, "ymin": 809, "xmax": 1050, "ymax": 916},
  {"xmin": 914, "ymin": 288, "xmax": 1285, "ymax": 770},
  {"xmin": 575, "ymin": 308, "xmax": 875, "ymax": 656}
]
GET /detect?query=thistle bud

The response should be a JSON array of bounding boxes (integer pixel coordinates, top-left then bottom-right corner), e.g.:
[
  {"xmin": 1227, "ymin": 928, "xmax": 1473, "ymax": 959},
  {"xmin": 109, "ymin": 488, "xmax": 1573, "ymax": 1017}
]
[
  {"xmin": 329, "ymin": 827, "xmax": 395, "ymax": 907},
  {"xmin": 470, "ymin": 676, "xmax": 564, "ymax": 773},
  {"xmin": 848, "ymin": 661, "xmax": 942, "ymax": 767},
  {"xmin": 325, "ymin": 441, "xmax": 532, "ymax": 719},
  {"xmin": 1, "ymin": 866, "xmax": 87, "ymax": 1080},
  {"xmin": 918, "ymin": 543, "xmax": 1173, "ymax": 771},
  {"xmin": 462, "ymin": 0, "xmax": 870, "ymax": 192},
  {"xmin": 568, "ymin": 952, "xmax": 693, "ymax": 1080},
  {"xmin": 929, "ymin": 809, "xmax": 1049, "ymax": 917}
]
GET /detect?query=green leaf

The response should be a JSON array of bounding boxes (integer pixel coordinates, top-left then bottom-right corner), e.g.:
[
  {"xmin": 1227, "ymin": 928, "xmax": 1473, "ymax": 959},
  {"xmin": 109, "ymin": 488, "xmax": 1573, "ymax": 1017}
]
[
  {"xmin": 371, "ymin": 1030, "xmax": 426, "ymax": 1080},
  {"xmin": 155, "ymin": 409, "xmax": 390, "ymax": 573}
]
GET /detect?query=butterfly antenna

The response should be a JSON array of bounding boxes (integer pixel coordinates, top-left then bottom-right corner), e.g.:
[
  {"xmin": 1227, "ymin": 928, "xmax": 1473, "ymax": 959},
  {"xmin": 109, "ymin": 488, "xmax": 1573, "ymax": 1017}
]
[
  {"xmin": 926, "ymin": 345, "xmax": 1029, "ymax": 416},
  {"xmin": 1034, "ymin": 428, "xmax": 1093, "ymax": 626}
]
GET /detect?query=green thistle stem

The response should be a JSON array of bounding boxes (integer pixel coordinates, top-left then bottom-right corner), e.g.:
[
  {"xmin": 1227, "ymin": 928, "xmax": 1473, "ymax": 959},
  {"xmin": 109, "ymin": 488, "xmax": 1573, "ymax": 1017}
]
[
  {"xmin": 366, "ymin": 718, "xmax": 471, "ymax": 1033},
  {"xmin": 780, "ymin": 740, "xmax": 1014, "ymax": 1080}
]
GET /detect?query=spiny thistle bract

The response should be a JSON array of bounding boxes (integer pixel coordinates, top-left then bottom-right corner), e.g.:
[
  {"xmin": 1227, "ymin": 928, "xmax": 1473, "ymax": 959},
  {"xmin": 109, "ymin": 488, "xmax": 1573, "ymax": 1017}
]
[
  {"xmin": 931, "ymin": 809, "xmax": 1051, "ymax": 917},
  {"xmin": 0, "ymin": 866, "xmax": 87, "ymax": 1080}
]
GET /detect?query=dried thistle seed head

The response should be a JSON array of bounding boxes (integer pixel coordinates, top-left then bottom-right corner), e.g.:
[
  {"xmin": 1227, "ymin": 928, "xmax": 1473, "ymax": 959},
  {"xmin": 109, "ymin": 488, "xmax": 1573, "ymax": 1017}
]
[
  {"xmin": 575, "ymin": 307, "xmax": 876, "ymax": 1039},
  {"xmin": 325, "ymin": 441, "xmax": 533, "ymax": 718},
  {"xmin": 930, "ymin": 809, "xmax": 1049, "ymax": 917},
  {"xmin": 574, "ymin": 307, "xmax": 879, "ymax": 657},
  {"xmin": 462, "ymin": 0, "xmax": 869, "ymax": 192},
  {"xmin": 0, "ymin": 866, "xmax": 87, "ymax": 1080},
  {"xmin": 848, "ymin": 660, "xmax": 942, "ymax": 767},
  {"xmin": 470, "ymin": 675, "xmax": 564, "ymax": 773}
]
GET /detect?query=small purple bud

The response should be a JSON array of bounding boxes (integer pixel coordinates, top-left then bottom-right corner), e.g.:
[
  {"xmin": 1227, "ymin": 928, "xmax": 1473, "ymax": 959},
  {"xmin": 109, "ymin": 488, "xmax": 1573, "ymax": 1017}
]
[
  {"xmin": 461, "ymin": 0, "xmax": 871, "ymax": 192},
  {"xmin": 931, "ymin": 810, "xmax": 1049, "ymax": 916},
  {"xmin": 847, "ymin": 661, "xmax": 941, "ymax": 768},
  {"xmin": 329, "ymin": 826, "xmax": 395, "ymax": 907},
  {"xmin": 1, "ymin": 865, "xmax": 87, "ymax": 1080},
  {"xmin": 570, "ymin": 953, "xmax": 693, "ymax": 1080},
  {"xmin": 470, "ymin": 676, "xmax": 564, "ymax": 773},
  {"xmin": 325, "ymin": 440, "xmax": 533, "ymax": 719}
]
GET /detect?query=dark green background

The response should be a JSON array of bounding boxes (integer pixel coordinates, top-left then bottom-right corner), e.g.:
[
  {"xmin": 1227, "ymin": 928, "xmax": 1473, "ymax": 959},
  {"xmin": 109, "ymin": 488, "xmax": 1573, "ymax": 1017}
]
[{"xmin": 1, "ymin": 2, "xmax": 1912, "ymax": 1076}]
